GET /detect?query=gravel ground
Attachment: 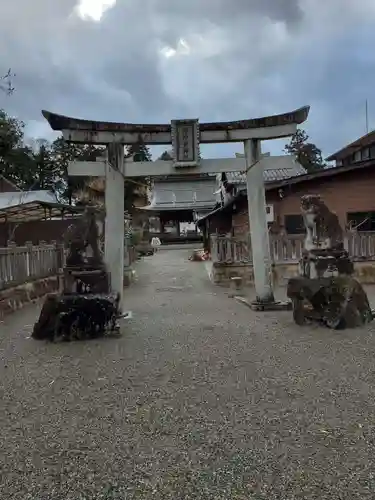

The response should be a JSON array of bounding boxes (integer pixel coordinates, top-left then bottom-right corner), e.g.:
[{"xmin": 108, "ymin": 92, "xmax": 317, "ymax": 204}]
[{"xmin": 1, "ymin": 249, "xmax": 375, "ymax": 499}]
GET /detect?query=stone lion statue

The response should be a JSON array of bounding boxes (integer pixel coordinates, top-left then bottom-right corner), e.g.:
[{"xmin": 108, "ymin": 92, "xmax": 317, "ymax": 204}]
[
  {"xmin": 300, "ymin": 194, "xmax": 344, "ymax": 251},
  {"xmin": 64, "ymin": 205, "xmax": 103, "ymax": 266}
]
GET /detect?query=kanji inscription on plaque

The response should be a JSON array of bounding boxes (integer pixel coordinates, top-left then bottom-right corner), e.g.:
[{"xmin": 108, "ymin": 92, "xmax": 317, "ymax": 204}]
[{"xmin": 171, "ymin": 119, "xmax": 200, "ymax": 167}]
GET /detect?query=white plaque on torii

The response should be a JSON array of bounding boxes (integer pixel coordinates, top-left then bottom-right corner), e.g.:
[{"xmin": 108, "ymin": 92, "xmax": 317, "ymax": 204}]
[{"xmin": 171, "ymin": 119, "xmax": 200, "ymax": 168}]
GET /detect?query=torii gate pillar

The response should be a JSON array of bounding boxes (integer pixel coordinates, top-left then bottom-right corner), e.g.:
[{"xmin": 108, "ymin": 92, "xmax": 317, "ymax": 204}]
[
  {"xmin": 244, "ymin": 139, "xmax": 274, "ymax": 303},
  {"xmin": 105, "ymin": 144, "xmax": 125, "ymax": 309}
]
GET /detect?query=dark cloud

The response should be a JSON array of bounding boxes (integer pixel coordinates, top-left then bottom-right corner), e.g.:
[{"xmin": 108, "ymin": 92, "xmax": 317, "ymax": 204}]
[{"xmin": 0, "ymin": 0, "xmax": 374, "ymax": 158}]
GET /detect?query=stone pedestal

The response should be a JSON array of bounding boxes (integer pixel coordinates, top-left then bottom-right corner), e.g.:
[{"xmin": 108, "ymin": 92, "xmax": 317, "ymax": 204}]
[
  {"xmin": 300, "ymin": 248, "xmax": 354, "ymax": 279},
  {"xmin": 287, "ymin": 275, "xmax": 373, "ymax": 329}
]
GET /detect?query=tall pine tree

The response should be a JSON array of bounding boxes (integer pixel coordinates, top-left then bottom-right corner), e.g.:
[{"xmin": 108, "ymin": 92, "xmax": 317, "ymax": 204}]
[{"xmin": 284, "ymin": 129, "xmax": 326, "ymax": 173}]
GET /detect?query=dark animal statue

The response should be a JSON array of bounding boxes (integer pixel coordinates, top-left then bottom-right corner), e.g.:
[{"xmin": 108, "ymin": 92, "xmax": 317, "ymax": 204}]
[
  {"xmin": 32, "ymin": 205, "xmax": 122, "ymax": 342},
  {"xmin": 32, "ymin": 292, "xmax": 120, "ymax": 341},
  {"xmin": 64, "ymin": 206, "xmax": 103, "ymax": 266}
]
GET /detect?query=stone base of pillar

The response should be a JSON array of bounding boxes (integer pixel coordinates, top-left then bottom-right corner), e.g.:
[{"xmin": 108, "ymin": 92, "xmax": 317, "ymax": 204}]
[
  {"xmin": 234, "ymin": 296, "xmax": 292, "ymax": 311},
  {"xmin": 250, "ymin": 299, "xmax": 292, "ymax": 311}
]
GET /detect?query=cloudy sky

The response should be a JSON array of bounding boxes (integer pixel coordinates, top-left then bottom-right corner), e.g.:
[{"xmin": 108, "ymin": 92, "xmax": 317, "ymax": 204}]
[{"xmin": 0, "ymin": 0, "xmax": 374, "ymax": 159}]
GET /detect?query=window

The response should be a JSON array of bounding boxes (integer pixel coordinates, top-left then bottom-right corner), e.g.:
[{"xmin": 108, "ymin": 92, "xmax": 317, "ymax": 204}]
[
  {"xmin": 266, "ymin": 206, "xmax": 271, "ymax": 214},
  {"xmin": 370, "ymin": 145, "xmax": 375, "ymax": 158},
  {"xmin": 347, "ymin": 211, "xmax": 375, "ymax": 231},
  {"xmin": 284, "ymin": 214, "xmax": 305, "ymax": 234},
  {"xmin": 353, "ymin": 150, "xmax": 361, "ymax": 162},
  {"xmin": 336, "ymin": 159, "xmax": 343, "ymax": 167},
  {"xmin": 362, "ymin": 148, "xmax": 370, "ymax": 160}
]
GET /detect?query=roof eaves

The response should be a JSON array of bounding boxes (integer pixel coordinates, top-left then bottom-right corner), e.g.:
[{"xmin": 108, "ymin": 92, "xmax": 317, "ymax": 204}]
[
  {"xmin": 326, "ymin": 130, "xmax": 375, "ymax": 161},
  {"xmin": 265, "ymin": 160, "xmax": 375, "ymax": 190}
]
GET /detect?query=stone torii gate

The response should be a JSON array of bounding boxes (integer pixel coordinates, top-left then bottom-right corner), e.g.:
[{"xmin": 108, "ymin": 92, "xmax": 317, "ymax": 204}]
[{"xmin": 42, "ymin": 106, "xmax": 310, "ymax": 309}]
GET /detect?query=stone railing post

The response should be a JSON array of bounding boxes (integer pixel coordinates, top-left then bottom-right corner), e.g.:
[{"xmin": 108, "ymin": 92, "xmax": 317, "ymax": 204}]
[
  {"xmin": 25, "ymin": 241, "xmax": 33, "ymax": 280},
  {"xmin": 344, "ymin": 235, "xmax": 349, "ymax": 253},
  {"xmin": 6, "ymin": 241, "xmax": 17, "ymax": 285},
  {"xmin": 210, "ymin": 235, "xmax": 218, "ymax": 263}
]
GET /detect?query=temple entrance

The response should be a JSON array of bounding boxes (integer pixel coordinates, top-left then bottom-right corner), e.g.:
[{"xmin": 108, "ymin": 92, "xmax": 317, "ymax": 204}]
[
  {"xmin": 42, "ymin": 107, "xmax": 309, "ymax": 309},
  {"xmin": 144, "ymin": 173, "xmax": 218, "ymax": 246}
]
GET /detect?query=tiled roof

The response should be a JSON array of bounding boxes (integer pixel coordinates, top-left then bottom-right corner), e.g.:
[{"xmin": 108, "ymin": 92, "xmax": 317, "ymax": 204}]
[{"xmin": 225, "ymin": 164, "xmax": 306, "ymax": 185}]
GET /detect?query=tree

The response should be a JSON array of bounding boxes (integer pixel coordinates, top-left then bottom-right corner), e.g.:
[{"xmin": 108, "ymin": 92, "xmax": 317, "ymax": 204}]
[
  {"xmin": 0, "ymin": 110, "xmax": 33, "ymax": 188},
  {"xmin": 4, "ymin": 145, "xmax": 35, "ymax": 189},
  {"xmin": 284, "ymin": 129, "xmax": 326, "ymax": 172},
  {"xmin": 123, "ymin": 142, "xmax": 152, "ymax": 213},
  {"xmin": 158, "ymin": 150, "xmax": 173, "ymax": 161},
  {"xmin": 29, "ymin": 139, "xmax": 62, "ymax": 191},
  {"xmin": 50, "ymin": 136, "xmax": 104, "ymax": 204},
  {"xmin": 0, "ymin": 111, "xmax": 63, "ymax": 191},
  {"xmin": 0, "ymin": 109, "xmax": 24, "ymax": 158},
  {"xmin": 126, "ymin": 142, "xmax": 152, "ymax": 162}
]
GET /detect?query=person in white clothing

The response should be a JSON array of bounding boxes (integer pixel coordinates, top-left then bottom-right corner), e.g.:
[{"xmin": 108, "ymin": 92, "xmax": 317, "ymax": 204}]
[{"xmin": 151, "ymin": 236, "xmax": 161, "ymax": 252}]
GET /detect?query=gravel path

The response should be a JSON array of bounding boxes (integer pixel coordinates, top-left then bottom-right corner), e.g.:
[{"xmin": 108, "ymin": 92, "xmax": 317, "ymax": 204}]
[{"xmin": 2, "ymin": 249, "xmax": 375, "ymax": 499}]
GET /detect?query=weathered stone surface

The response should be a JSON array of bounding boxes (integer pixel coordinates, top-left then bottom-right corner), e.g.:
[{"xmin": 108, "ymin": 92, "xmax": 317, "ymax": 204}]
[
  {"xmin": 300, "ymin": 194, "xmax": 344, "ymax": 251},
  {"xmin": 32, "ymin": 205, "xmax": 124, "ymax": 341},
  {"xmin": 62, "ymin": 206, "xmax": 112, "ymax": 295},
  {"xmin": 287, "ymin": 275, "xmax": 373, "ymax": 329},
  {"xmin": 32, "ymin": 292, "xmax": 121, "ymax": 341},
  {"xmin": 300, "ymin": 248, "xmax": 354, "ymax": 278},
  {"xmin": 64, "ymin": 205, "xmax": 103, "ymax": 268}
]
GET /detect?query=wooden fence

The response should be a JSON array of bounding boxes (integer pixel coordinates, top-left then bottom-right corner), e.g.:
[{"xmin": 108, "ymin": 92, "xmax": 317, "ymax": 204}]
[
  {"xmin": 211, "ymin": 232, "xmax": 375, "ymax": 264},
  {"xmin": 0, "ymin": 239, "xmax": 137, "ymax": 291},
  {"xmin": 0, "ymin": 242, "xmax": 65, "ymax": 290}
]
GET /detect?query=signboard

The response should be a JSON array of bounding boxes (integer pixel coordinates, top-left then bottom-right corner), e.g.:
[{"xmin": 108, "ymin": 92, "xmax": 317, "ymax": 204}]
[{"xmin": 171, "ymin": 119, "xmax": 200, "ymax": 168}]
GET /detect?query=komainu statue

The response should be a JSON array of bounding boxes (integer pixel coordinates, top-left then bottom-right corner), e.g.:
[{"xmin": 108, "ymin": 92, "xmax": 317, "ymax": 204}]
[
  {"xmin": 63, "ymin": 205, "xmax": 109, "ymax": 295},
  {"xmin": 287, "ymin": 195, "xmax": 373, "ymax": 329},
  {"xmin": 64, "ymin": 205, "xmax": 103, "ymax": 267},
  {"xmin": 32, "ymin": 205, "xmax": 122, "ymax": 342}
]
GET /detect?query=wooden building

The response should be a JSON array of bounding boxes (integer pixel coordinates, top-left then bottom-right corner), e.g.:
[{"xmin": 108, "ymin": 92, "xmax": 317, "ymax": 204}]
[
  {"xmin": 141, "ymin": 174, "xmax": 217, "ymax": 243},
  {"xmin": 198, "ymin": 131, "xmax": 375, "ymax": 243}
]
